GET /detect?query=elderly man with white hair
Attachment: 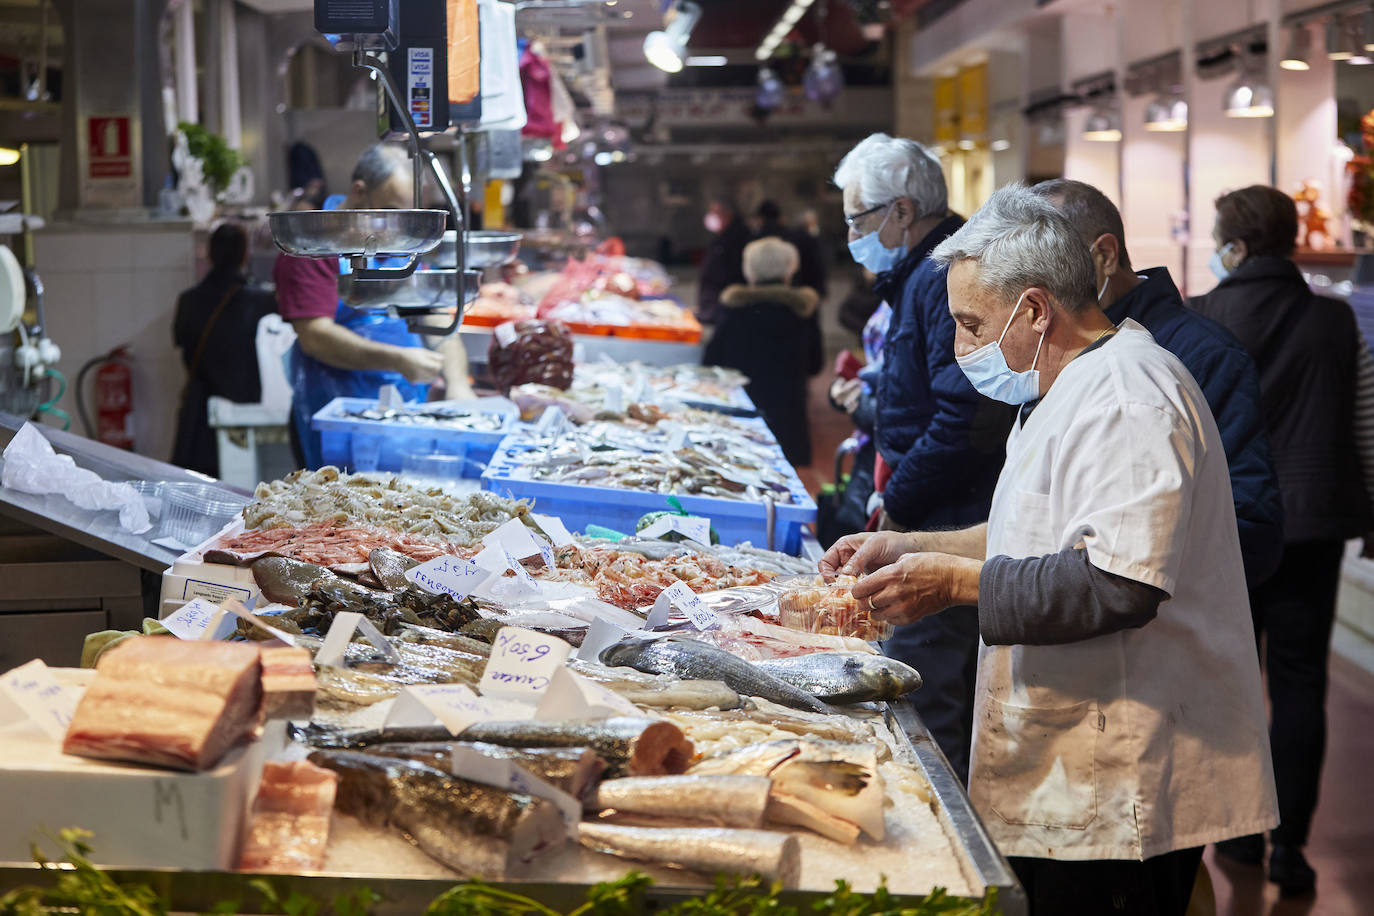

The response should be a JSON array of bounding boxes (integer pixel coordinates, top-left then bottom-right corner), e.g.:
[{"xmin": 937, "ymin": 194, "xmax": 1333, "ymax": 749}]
[
  {"xmin": 832, "ymin": 134, "xmax": 1015, "ymax": 782},
  {"xmin": 821, "ymin": 185, "xmax": 1277, "ymax": 916}
]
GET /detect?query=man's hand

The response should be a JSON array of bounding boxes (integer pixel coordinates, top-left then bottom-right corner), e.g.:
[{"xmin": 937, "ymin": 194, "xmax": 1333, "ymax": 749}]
[
  {"xmin": 393, "ymin": 347, "xmax": 444, "ymax": 384},
  {"xmin": 829, "ymin": 377, "xmax": 864, "ymax": 415},
  {"xmin": 849, "ymin": 552, "xmax": 982, "ymax": 626},
  {"xmin": 818, "ymin": 531, "xmax": 915, "ymax": 578}
]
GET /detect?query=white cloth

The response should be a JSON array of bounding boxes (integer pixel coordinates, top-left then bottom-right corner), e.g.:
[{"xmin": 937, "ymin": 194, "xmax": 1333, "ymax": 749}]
[
  {"xmin": 971, "ymin": 319, "xmax": 1277, "ymax": 861},
  {"xmin": 478, "ymin": 0, "xmax": 527, "ymax": 131}
]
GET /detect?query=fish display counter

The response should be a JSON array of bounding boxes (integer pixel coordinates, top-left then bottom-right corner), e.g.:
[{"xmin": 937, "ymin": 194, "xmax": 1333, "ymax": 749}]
[{"xmin": 0, "ymin": 452, "xmax": 1025, "ymax": 913}]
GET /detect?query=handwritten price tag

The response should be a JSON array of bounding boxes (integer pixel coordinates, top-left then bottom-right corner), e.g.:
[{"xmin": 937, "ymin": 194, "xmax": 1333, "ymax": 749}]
[
  {"xmin": 405, "ymin": 555, "xmax": 492, "ymax": 600},
  {"xmin": 503, "ymin": 549, "xmax": 539, "ymax": 591},
  {"xmin": 1, "ymin": 659, "xmax": 77, "ymax": 740},
  {"xmin": 385, "ymin": 683, "xmax": 533, "ymax": 734},
  {"xmin": 450, "ymin": 746, "xmax": 582, "ymax": 831},
  {"xmin": 531, "ymin": 513, "xmax": 576, "ymax": 547},
  {"xmin": 604, "ymin": 385, "xmax": 624, "ymax": 413},
  {"xmin": 478, "ymin": 626, "xmax": 572, "ymax": 698},
  {"xmin": 534, "ymin": 406, "xmax": 569, "ymax": 440},
  {"xmin": 647, "ymin": 581, "xmax": 719, "ymax": 631},
  {"xmin": 482, "ymin": 518, "xmax": 542, "ymax": 559},
  {"xmin": 316, "ymin": 611, "xmax": 402, "ymax": 668},
  {"xmin": 637, "ymin": 514, "xmax": 711, "ymax": 546},
  {"xmin": 162, "ymin": 597, "xmax": 236, "ymax": 641}
]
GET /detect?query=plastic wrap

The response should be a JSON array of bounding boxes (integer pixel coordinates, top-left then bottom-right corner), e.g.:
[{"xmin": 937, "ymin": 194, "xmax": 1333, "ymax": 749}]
[{"xmin": 1, "ymin": 422, "xmax": 151, "ymax": 533}]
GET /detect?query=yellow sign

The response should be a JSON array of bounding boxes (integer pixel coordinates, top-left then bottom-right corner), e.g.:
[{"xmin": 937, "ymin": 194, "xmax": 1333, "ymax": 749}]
[
  {"xmin": 958, "ymin": 63, "xmax": 988, "ymax": 141},
  {"xmin": 934, "ymin": 76, "xmax": 958, "ymax": 144}
]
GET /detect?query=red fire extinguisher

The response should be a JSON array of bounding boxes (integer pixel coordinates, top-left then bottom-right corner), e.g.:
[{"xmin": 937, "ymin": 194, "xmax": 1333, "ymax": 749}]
[{"xmin": 78, "ymin": 347, "xmax": 135, "ymax": 451}]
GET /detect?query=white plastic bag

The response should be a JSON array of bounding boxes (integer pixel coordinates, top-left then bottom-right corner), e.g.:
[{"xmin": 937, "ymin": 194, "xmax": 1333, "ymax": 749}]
[{"xmin": 1, "ymin": 423, "xmax": 152, "ymax": 533}]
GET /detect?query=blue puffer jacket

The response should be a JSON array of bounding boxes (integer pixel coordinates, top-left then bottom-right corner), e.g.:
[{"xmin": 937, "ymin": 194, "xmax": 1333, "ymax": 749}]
[
  {"xmin": 1109, "ymin": 267, "xmax": 1284, "ymax": 586},
  {"xmin": 874, "ymin": 215, "xmax": 1016, "ymax": 530}
]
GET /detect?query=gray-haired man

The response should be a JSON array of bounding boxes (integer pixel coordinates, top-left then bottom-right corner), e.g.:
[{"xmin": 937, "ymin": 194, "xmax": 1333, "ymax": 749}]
[{"xmin": 821, "ymin": 184, "xmax": 1276, "ymax": 915}]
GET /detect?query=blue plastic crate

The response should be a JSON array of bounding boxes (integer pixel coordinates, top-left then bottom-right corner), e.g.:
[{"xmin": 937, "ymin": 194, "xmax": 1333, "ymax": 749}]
[
  {"xmin": 480, "ymin": 436, "xmax": 817, "ymax": 555},
  {"xmin": 313, "ymin": 397, "xmax": 516, "ymax": 477}
]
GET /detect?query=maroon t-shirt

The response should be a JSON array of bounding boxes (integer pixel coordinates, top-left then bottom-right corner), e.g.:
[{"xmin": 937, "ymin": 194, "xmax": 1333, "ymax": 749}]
[{"xmin": 273, "ymin": 254, "xmax": 339, "ymax": 321}]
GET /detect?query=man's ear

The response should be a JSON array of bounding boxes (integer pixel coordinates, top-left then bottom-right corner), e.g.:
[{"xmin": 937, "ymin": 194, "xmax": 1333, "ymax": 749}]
[
  {"xmin": 1024, "ymin": 287, "xmax": 1056, "ymax": 333},
  {"xmin": 1091, "ymin": 233, "xmax": 1122, "ymax": 277},
  {"xmin": 890, "ymin": 197, "xmax": 916, "ymax": 229}
]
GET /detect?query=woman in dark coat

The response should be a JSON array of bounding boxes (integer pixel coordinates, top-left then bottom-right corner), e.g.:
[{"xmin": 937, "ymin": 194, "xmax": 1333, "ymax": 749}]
[
  {"xmin": 702, "ymin": 236, "xmax": 822, "ymax": 466},
  {"xmin": 1191, "ymin": 185, "xmax": 1373, "ymax": 896}
]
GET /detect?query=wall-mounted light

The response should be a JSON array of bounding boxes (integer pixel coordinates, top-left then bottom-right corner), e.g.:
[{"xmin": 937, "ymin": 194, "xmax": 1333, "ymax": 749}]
[
  {"xmin": 643, "ymin": 1, "xmax": 701, "ymax": 74},
  {"xmin": 1145, "ymin": 92, "xmax": 1188, "ymax": 131},
  {"xmin": 685, "ymin": 55, "xmax": 727, "ymax": 67},
  {"xmin": 1083, "ymin": 106, "xmax": 1121, "ymax": 141},
  {"xmin": 1281, "ymin": 24, "xmax": 1311, "ymax": 70},
  {"xmin": 0, "ymin": 147, "xmax": 19, "ymax": 167},
  {"xmin": 990, "ymin": 139, "xmax": 1011, "ymax": 152},
  {"xmin": 755, "ymin": 0, "xmax": 816, "ymax": 61},
  {"xmin": 1329, "ymin": 16, "xmax": 1354, "ymax": 60},
  {"xmin": 1224, "ymin": 74, "xmax": 1274, "ymax": 117}
]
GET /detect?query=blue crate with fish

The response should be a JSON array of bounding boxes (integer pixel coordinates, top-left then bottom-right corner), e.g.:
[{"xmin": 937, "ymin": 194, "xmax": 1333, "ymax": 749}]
[
  {"xmin": 480, "ymin": 433, "xmax": 816, "ymax": 554},
  {"xmin": 313, "ymin": 397, "xmax": 517, "ymax": 477}
]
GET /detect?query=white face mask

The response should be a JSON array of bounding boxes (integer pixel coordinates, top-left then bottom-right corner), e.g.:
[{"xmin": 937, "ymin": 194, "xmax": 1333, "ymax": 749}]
[
  {"xmin": 954, "ymin": 291, "xmax": 1047, "ymax": 405},
  {"xmin": 1209, "ymin": 242, "xmax": 1235, "ymax": 281}
]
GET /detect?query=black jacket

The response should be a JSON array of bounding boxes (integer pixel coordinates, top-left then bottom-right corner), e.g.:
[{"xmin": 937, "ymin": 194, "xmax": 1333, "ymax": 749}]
[
  {"xmin": 1191, "ymin": 256, "xmax": 1371, "ymax": 542},
  {"xmin": 171, "ymin": 269, "xmax": 276, "ymax": 476},
  {"xmin": 702, "ymin": 283, "xmax": 822, "ymax": 467},
  {"xmin": 697, "ymin": 218, "xmax": 751, "ymax": 324},
  {"xmin": 1107, "ymin": 268, "xmax": 1284, "ymax": 585}
]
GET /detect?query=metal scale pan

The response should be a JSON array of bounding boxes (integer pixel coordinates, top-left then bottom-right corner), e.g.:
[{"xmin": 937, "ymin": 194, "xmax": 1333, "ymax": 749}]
[
  {"xmin": 338, "ymin": 268, "xmax": 483, "ymax": 310},
  {"xmin": 421, "ymin": 230, "xmax": 523, "ymax": 269},
  {"xmin": 268, "ymin": 209, "xmax": 448, "ymax": 260}
]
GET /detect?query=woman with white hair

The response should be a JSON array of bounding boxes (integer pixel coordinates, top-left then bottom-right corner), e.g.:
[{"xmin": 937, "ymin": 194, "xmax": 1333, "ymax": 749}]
[
  {"xmin": 833, "ymin": 132, "xmax": 1016, "ymax": 783},
  {"xmin": 822, "ymin": 184, "xmax": 1277, "ymax": 916},
  {"xmin": 701, "ymin": 236, "xmax": 821, "ymax": 466}
]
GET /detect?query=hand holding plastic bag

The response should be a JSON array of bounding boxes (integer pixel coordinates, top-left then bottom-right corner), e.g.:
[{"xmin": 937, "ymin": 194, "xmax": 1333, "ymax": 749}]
[{"xmin": 1, "ymin": 423, "xmax": 152, "ymax": 533}]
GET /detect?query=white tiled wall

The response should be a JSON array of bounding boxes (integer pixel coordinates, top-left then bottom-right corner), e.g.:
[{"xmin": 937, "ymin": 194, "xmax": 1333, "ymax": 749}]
[{"xmin": 33, "ymin": 223, "xmax": 197, "ymax": 465}]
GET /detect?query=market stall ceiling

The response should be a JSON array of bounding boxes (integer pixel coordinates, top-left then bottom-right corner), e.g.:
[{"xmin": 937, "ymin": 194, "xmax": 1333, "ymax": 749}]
[{"xmin": 0, "ymin": 0, "xmax": 64, "ymax": 59}]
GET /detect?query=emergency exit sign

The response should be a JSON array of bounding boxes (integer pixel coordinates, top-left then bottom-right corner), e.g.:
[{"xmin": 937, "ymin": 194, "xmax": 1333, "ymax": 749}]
[{"xmin": 87, "ymin": 116, "xmax": 132, "ymax": 179}]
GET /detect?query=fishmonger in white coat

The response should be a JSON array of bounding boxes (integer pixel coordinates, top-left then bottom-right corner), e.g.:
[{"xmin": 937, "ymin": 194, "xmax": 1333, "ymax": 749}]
[{"xmin": 820, "ymin": 184, "xmax": 1277, "ymax": 916}]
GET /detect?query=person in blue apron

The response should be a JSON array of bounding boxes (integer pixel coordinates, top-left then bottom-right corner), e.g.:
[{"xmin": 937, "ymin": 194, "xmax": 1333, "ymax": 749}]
[{"xmin": 273, "ymin": 144, "xmax": 446, "ymax": 469}]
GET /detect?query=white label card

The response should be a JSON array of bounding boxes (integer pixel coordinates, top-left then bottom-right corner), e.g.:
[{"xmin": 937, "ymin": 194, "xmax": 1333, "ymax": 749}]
[
  {"xmin": 450, "ymin": 746, "xmax": 582, "ymax": 831},
  {"xmin": 494, "ymin": 321, "xmax": 519, "ymax": 348},
  {"xmin": 575, "ymin": 617, "xmax": 634, "ymax": 662},
  {"xmin": 534, "ymin": 406, "xmax": 569, "ymax": 440},
  {"xmin": 385, "ymin": 683, "xmax": 534, "ymax": 734},
  {"xmin": 316, "ymin": 611, "xmax": 402, "ymax": 668},
  {"xmin": 604, "ymin": 385, "xmax": 624, "ymax": 413},
  {"xmin": 637, "ymin": 514, "xmax": 711, "ymax": 546},
  {"xmin": 536, "ymin": 666, "xmax": 640, "ymax": 720},
  {"xmin": 648, "ymin": 581, "xmax": 719, "ymax": 631},
  {"xmin": 503, "ymin": 549, "xmax": 539, "ymax": 590},
  {"xmin": 222, "ymin": 599, "xmax": 297, "ymax": 645},
  {"xmin": 531, "ymin": 513, "xmax": 576, "ymax": 548},
  {"xmin": 482, "ymin": 518, "xmax": 542, "ymax": 558},
  {"xmin": 0, "ymin": 659, "xmax": 77, "ymax": 740},
  {"xmin": 478, "ymin": 626, "xmax": 572, "ymax": 698},
  {"xmin": 405, "ymin": 555, "xmax": 492, "ymax": 600},
  {"xmin": 162, "ymin": 597, "xmax": 236, "ymax": 641},
  {"xmin": 378, "ymin": 384, "xmax": 403, "ymax": 410}
]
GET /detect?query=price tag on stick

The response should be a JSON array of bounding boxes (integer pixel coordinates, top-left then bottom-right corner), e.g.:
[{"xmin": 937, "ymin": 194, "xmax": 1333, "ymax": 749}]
[
  {"xmin": 478, "ymin": 626, "xmax": 572, "ymax": 698},
  {"xmin": 450, "ymin": 746, "xmax": 583, "ymax": 830},
  {"xmin": 385, "ymin": 683, "xmax": 534, "ymax": 734},
  {"xmin": 162, "ymin": 597, "xmax": 236, "ymax": 641},
  {"xmin": 647, "ymin": 581, "xmax": 719, "ymax": 631},
  {"xmin": 316, "ymin": 611, "xmax": 402, "ymax": 668},
  {"xmin": 406, "ymin": 555, "xmax": 492, "ymax": 600}
]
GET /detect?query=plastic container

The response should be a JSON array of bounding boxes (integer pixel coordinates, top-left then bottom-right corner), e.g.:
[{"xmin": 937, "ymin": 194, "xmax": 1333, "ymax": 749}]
[
  {"xmin": 126, "ymin": 480, "xmax": 164, "ymax": 518},
  {"xmin": 401, "ymin": 451, "xmax": 480, "ymax": 489},
  {"xmin": 313, "ymin": 396, "xmax": 515, "ymax": 477},
  {"xmin": 481, "ymin": 436, "xmax": 817, "ymax": 555},
  {"xmin": 159, "ymin": 483, "xmax": 251, "ymax": 548},
  {"xmin": 776, "ymin": 576, "xmax": 893, "ymax": 641}
]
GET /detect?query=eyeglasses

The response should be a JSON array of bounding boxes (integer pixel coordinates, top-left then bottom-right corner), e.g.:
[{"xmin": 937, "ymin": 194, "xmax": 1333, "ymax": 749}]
[{"xmin": 843, "ymin": 201, "xmax": 892, "ymax": 230}]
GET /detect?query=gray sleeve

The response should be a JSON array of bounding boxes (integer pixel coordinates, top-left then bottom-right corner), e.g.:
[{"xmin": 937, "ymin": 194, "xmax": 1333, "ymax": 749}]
[{"xmin": 978, "ymin": 547, "xmax": 1167, "ymax": 646}]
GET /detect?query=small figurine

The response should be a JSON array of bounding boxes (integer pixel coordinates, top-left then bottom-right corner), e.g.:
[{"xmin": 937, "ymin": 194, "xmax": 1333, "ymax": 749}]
[{"xmin": 1293, "ymin": 180, "xmax": 1332, "ymax": 250}]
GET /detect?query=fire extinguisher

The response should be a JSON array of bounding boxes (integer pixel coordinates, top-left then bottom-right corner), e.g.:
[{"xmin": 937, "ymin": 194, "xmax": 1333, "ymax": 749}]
[{"xmin": 76, "ymin": 346, "xmax": 135, "ymax": 451}]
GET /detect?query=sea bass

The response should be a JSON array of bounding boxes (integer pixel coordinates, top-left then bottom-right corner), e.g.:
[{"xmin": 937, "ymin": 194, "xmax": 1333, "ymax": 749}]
[
  {"xmin": 295, "ymin": 717, "xmax": 692, "ymax": 778},
  {"xmin": 593, "ymin": 774, "xmax": 771, "ymax": 828},
  {"xmin": 599, "ymin": 635, "xmax": 828, "ymax": 714},
  {"xmin": 309, "ymin": 750, "xmax": 566, "ymax": 877},
  {"xmin": 753, "ymin": 653, "xmax": 921, "ymax": 704},
  {"xmin": 577, "ymin": 822, "xmax": 800, "ymax": 889}
]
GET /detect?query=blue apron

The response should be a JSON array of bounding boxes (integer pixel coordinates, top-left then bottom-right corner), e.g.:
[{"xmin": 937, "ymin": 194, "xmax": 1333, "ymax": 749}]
[{"xmin": 290, "ymin": 195, "xmax": 431, "ymax": 469}]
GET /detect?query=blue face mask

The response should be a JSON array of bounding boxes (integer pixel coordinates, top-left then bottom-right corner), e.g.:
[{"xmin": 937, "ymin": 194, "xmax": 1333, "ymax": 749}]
[
  {"xmin": 847, "ymin": 205, "xmax": 907, "ymax": 274},
  {"xmin": 955, "ymin": 291, "xmax": 1046, "ymax": 405},
  {"xmin": 1209, "ymin": 242, "xmax": 1235, "ymax": 282}
]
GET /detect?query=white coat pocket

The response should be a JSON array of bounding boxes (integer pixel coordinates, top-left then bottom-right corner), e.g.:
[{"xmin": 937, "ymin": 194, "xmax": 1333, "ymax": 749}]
[{"xmin": 973, "ymin": 696, "xmax": 1099, "ymax": 830}]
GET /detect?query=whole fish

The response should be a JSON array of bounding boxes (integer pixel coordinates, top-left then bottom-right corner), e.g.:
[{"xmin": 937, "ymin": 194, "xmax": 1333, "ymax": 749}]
[
  {"xmin": 365, "ymin": 742, "xmax": 607, "ymax": 803},
  {"xmin": 309, "ymin": 750, "xmax": 566, "ymax": 877},
  {"xmin": 252, "ymin": 556, "xmax": 336, "ymax": 605},
  {"xmin": 753, "ymin": 653, "xmax": 922, "ymax": 704},
  {"xmin": 577, "ymin": 822, "xmax": 800, "ymax": 889},
  {"xmin": 593, "ymin": 774, "xmax": 771, "ymax": 828},
  {"xmin": 294, "ymin": 717, "xmax": 692, "ymax": 778},
  {"xmin": 600, "ymin": 635, "xmax": 829, "ymax": 714},
  {"xmin": 369, "ymin": 548, "xmax": 419, "ymax": 591}
]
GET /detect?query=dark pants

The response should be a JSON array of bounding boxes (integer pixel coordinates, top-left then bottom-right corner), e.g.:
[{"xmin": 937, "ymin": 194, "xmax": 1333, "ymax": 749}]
[
  {"xmin": 883, "ymin": 606, "xmax": 980, "ymax": 782},
  {"xmin": 1250, "ymin": 539, "xmax": 1344, "ymax": 847},
  {"xmin": 1010, "ymin": 847, "xmax": 1203, "ymax": 916}
]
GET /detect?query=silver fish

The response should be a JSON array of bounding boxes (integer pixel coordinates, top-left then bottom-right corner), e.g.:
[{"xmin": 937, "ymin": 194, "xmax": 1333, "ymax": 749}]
[
  {"xmin": 577, "ymin": 822, "xmax": 800, "ymax": 889},
  {"xmin": 309, "ymin": 750, "xmax": 567, "ymax": 877},
  {"xmin": 594, "ymin": 774, "xmax": 771, "ymax": 828},
  {"xmin": 600, "ymin": 635, "xmax": 829, "ymax": 714},
  {"xmin": 753, "ymin": 653, "xmax": 922, "ymax": 704},
  {"xmin": 364, "ymin": 742, "xmax": 607, "ymax": 803}
]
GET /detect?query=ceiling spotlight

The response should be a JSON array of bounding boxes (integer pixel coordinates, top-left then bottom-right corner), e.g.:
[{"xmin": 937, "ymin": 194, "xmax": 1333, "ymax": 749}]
[
  {"xmin": 1224, "ymin": 75, "xmax": 1274, "ymax": 117},
  {"xmin": 1083, "ymin": 106, "xmax": 1121, "ymax": 142},
  {"xmin": 990, "ymin": 139, "xmax": 1011, "ymax": 152},
  {"xmin": 593, "ymin": 151, "xmax": 614, "ymax": 166},
  {"xmin": 1281, "ymin": 24, "xmax": 1311, "ymax": 70},
  {"xmin": 1145, "ymin": 92, "xmax": 1188, "ymax": 131},
  {"xmin": 0, "ymin": 147, "xmax": 19, "ymax": 167},
  {"xmin": 1329, "ymin": 17, "xmax": 1354, "ymax": 60},
  {"xmin": 643, "ymin": 1, "xmax": 702, "ymax": 74},
  {"xmin": 685, "ymin": 55, "xmax": 727, "ymax": 67},
  {"xmin": 803, "ymin": 44, "xmax": 843, "ymax": 103},
  {"xmin": 756, "ymin": 67, "xmax": 784, "ymax": 111}
]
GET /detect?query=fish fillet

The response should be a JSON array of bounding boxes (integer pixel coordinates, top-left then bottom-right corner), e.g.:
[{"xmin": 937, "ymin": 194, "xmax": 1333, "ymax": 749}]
[
  {"xmin": 577, "ymin": 822, "xmax": 800, "ymax": 889},
  {"xmin": 594, "ymin": 774, "xmax": 771, "ymax": 828},
  {"xmin": 239, "ymin": 760, "xmax": 337, "ymax": 872}
]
